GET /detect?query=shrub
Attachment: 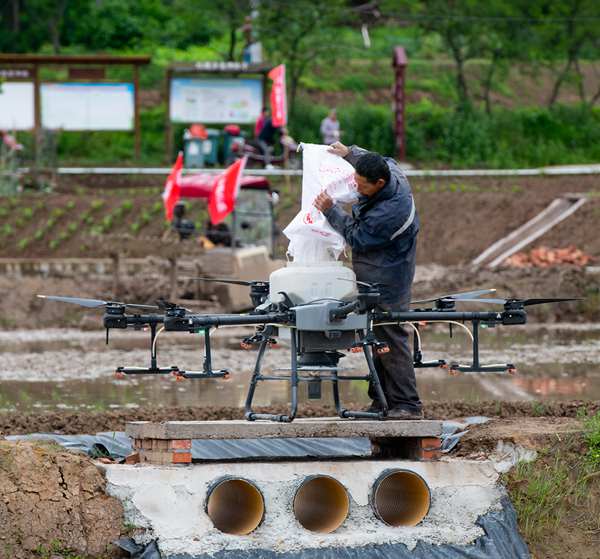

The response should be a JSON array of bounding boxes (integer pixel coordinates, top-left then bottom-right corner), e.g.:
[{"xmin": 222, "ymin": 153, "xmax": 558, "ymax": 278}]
[{"xmin": 584, "ymin": 412, "xmax": 600, "ymax": 468}]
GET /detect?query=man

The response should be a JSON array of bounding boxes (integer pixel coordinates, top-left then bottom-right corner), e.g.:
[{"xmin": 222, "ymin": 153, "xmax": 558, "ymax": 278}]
[
  {"xmin": 313, "ymin": 141, "xmax": 422, "ymax": 419},
  {"xmin": 320, "ymin": 108, "xmax": 341, "ymax": 145},
  {"xmin": 257, "ymin": 114, "xmax": 279, "ymax": 168},
  {"xmin": 254, "ymin": 107, "xmax": 269, "ymax": 138}
]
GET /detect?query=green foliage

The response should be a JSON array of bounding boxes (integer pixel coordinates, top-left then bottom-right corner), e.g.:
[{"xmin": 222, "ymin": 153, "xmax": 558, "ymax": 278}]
[
  {"xmin": 1, "ymin": 224, "xmax": 14, "ymax": 237},
  {"xmin": 121, "ymin": 200, "xmax": 134, "ymax": 212},
  {"xmin": 508, "ymin": 453, "xmax": 570, "ymax": 539},
  {"xmin": 584, "ymin": 412, "xmax": 600, "ymax": 468},
  {"xmin": 90, "ymin": 200, "xmax": 105, "ymax": 212},
  {"xmin": 21, "ymin": 207, "xmax": 34, "ymax": 220},
  {"xmin": 288, "ymin": 100, "xmax": 394, "ymax": 155},
  {"xmin": 258, "ymin": 0, "xmax": 352, "ymax": 112},
  {"xmin": 290, "ymin": 97, "xmax": 600, "ymax": 167},
  {"xmin": 17, "ymin": 237, "xmax": 30, "ymax": 251}
]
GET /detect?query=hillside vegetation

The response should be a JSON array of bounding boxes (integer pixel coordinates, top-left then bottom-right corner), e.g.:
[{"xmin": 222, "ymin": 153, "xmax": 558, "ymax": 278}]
[{"xmin": 2, "ymin": 1, "xmax": 600, "ymax": 168}]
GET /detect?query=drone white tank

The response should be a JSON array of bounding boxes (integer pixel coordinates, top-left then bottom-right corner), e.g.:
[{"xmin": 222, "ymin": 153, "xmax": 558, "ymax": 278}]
[{"xmin": 269, "ymin": 261, "xmax": 357, "ymax": 305}]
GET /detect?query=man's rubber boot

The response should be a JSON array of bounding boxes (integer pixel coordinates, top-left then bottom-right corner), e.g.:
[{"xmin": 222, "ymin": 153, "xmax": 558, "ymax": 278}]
[{"xmin": 387, "ymin": 406, "xmax": 424, "ymax": 420}]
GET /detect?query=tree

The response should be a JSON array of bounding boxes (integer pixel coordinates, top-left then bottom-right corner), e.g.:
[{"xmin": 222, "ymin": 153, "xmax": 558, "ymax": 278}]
[
  {"xmin": 257, "ymin": 0, "xmax": 354, "ymax": 115},
  {"xmin": 528, "ymin": 0, "xmax": 600, "ymax": 107},
  {"xmin": 404, "ymin": 0, "xmax": 490, "ymax": 108}
]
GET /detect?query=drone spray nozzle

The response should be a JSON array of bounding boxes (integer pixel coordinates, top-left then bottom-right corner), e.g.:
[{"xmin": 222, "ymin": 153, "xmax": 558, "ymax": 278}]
[
  {"xmin": 293, "ymin": 476, "xmax": 350, "ymax": 533},
  {"xmin": 371, "ymin": 469, "xmax": 431, "ymax": 527}
]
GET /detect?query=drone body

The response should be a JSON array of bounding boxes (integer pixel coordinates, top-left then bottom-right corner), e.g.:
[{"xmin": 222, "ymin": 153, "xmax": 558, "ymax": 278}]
[{"xmin": 38, "ymin": 263, "xmax": 577, "ymax": 423}]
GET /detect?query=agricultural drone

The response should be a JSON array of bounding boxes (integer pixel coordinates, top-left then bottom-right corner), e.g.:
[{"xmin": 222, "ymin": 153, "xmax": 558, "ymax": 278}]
[{"xmin": 38, "ymin": 280, "xmax": 575, "ymax": 422}]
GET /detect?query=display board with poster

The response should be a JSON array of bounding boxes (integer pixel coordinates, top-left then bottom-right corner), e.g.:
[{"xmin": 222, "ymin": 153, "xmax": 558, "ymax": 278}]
[
  {"xmin": 0, "ymin": 82, "xmax": 35, "ymax": 130},
  {"xmin": 41, "ymin": 82, "xmax": 134, "ymax": 131},
  {"xmin": 170, "ymin": 78, "xmax": 263, "ymax": 124}
]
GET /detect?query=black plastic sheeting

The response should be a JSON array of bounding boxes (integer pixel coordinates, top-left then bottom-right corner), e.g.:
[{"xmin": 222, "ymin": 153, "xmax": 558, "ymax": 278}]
[
  {"xmin": 164, "ymin": 497, "xmax": 529, "ymax": 559},
  {"xmin": 115, "ymin": 537, "xmax": 162, "ymax": 559},
  {"xmin": 5, "ymin": 432, "xmax": 371, "ymax": 460}
]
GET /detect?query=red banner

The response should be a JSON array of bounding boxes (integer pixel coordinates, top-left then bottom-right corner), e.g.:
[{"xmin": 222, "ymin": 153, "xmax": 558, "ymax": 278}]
[
  {"xmin": 162, "ymin": 152, "xmax": 183, "ymax": 221},
  {"xmin": 208, "ymin": 156, "xmax": 247, "ymax": 225},
  {"xmin": 268, "ymin": 64, "xmax": 287, "ymax": 127}
]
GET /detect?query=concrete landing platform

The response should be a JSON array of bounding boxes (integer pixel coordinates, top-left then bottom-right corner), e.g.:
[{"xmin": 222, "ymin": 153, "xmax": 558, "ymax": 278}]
[
  {"xmin": 126, "ymin": 418, "xmax": 443, "ymax": 440},
  {"xmin": 126, "ymin": 419, "xmax": 444, "ymax": 464}
]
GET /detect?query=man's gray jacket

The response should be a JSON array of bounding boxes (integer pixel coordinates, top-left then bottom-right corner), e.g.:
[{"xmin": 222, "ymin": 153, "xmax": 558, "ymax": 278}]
[{"xmin": 322, "ymin": 145, "xmax": 419, "ymax": 305}]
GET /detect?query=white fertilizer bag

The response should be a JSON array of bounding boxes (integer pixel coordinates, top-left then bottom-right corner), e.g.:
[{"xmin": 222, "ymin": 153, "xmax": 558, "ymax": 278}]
[{"xmin": 284, "ymin": 143, "xmax": 357, "ymax": 262}]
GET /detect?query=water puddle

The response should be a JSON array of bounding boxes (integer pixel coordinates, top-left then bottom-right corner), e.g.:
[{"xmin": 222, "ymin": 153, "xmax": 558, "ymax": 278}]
[{"xmin": 0, "ymin": 325, "xmax": 599, "ymax": 411}]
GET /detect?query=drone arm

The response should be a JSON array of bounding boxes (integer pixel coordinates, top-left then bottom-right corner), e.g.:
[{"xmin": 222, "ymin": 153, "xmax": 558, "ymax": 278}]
[
  {"xmin": 374, "ymin": 309, "xmax": 526, "ymax": 326},
  {"xmin": 166, "ymin": 311, "xmax": 292, "ymax": 331}
]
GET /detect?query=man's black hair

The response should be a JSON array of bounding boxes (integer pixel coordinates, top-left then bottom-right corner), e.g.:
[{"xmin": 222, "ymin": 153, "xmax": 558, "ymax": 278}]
[{"xmin": 355, "ymin": 152, "xmax": 390, "ymax": 184}]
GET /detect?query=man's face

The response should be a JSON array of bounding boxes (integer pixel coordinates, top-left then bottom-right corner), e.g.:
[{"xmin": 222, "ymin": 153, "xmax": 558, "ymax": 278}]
[{"xmin": 354, "ymin": 173, "xmax": 386, "ymax": 197}]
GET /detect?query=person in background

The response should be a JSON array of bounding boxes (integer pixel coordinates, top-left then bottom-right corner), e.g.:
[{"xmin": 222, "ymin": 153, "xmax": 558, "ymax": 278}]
[
  {"xmin": 254, "ymin": 107, "xmax": 269, "ymax": 138},
  {"xmin": 320, "ymin": 108, "xmax": 341, "ymax": 145},
  {"xmin": 257, "ymin": 114, "xmax": 280, "ymax": 168}
]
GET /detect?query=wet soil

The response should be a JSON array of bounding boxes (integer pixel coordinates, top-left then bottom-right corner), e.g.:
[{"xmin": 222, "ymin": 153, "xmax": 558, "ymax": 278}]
[
  {"xmin": 0, "ymin": 440, "xmax": 124, "ymax": 559},
  {"xmin": 1, "ymin": 400, "xmax": 598, "ymax": 437},
  {"xmin": 454, "ymin": 416, "xmax": 585, "ymax": 457}
]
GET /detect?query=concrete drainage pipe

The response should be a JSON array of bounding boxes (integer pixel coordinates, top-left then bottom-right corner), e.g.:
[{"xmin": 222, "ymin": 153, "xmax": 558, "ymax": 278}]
[
  {"xmin": 206, "ymin": 477, "xmax": 265, "ymax": 535},
  {"xmin": 293, "ymin": 475, "xmax": 350, "ymax": 533},
  {"xmin": 371, "ymin": 469, "xmax": 430, "ymax": 527}
]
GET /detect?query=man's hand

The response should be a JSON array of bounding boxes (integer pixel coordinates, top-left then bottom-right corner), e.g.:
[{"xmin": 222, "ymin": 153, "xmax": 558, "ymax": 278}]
[
  {"xmin": 314, "ymin": 191, "xmax": 334, "ymax": 213},
  {"xmin": 327, "ymin": 141, "xmax": 349, "ymax": 158}
]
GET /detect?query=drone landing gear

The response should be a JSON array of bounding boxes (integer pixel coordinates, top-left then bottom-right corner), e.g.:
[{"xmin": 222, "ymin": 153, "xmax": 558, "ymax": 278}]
[
  {"xmin": 446, "ymin": 320, "xmax": 516, "ymax": 375},
  {"xmin": 172, "ymin": 328, "xmax": 230, "ymax": 380},
  {"xmin": 244, "ymin": 327, "xmax": 389, "ymax": 422},
  {"xmin": 114, "ymin": 324, "xmax": 229, "ymax": 380}
]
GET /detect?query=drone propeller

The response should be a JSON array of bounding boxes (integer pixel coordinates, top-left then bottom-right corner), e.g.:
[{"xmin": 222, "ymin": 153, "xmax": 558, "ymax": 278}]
[
  {"xmin": 187, "ymin": 277, "xmax": 268, "ymax": 287},
  {"xmin": 448, "ymin": 297, "xmax": 580, "ymax": 307},
  {"xmin": 411, "ymin": 289, "xmax": 496, "ymax": 305},
  {"xmin": 37, "ymin": 295, "xmax": 159, "ymax": 311}
]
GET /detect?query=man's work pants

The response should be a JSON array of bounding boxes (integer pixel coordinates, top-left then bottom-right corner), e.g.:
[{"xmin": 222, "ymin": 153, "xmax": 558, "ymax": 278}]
[{"xmin": 369, "ymin": 303, "xmax": 422, "ymax": 413}]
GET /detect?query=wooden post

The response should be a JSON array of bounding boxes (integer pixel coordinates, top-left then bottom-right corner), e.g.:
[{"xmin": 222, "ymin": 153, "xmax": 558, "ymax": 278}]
[
  {"xmin": 111, "ymin": 252, "xmax": 121, "ymax": 299},
  {"xmin": 165, "ymin": 68, "xmax": 173, "ymax": 163},
  {"xmin": 133, "ymin": 64, "xmax": 141, "ymax": 161},
  {"xmin": 169, "ymin": 256, "xmax": 178, "ymax": 301},
  {"xmin": 392, "ymin": 47, "xmax": 408, "ymax": 161},
  {"xmin": 32, "ymin": 64, "xmax": 42, "ymax": 169}
]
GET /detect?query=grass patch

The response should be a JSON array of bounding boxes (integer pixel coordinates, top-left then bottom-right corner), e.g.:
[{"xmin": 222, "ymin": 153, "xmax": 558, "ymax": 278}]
[{"xmin": 505, "ymin": 414, "xmax": 600, "ymax": 556}]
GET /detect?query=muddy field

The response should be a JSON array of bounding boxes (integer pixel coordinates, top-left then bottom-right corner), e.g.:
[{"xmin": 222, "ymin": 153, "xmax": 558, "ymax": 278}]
[
  {"xmin": 3, "ymin": 174, "xmax": 600, "ymax": 264},
  {"xmin": 2, "ymin": 174, "xmax": 600, "ymax": 558},
  {"xmin": 1, "ymin": 401, "xmax": 599, "ymax": 437}
]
